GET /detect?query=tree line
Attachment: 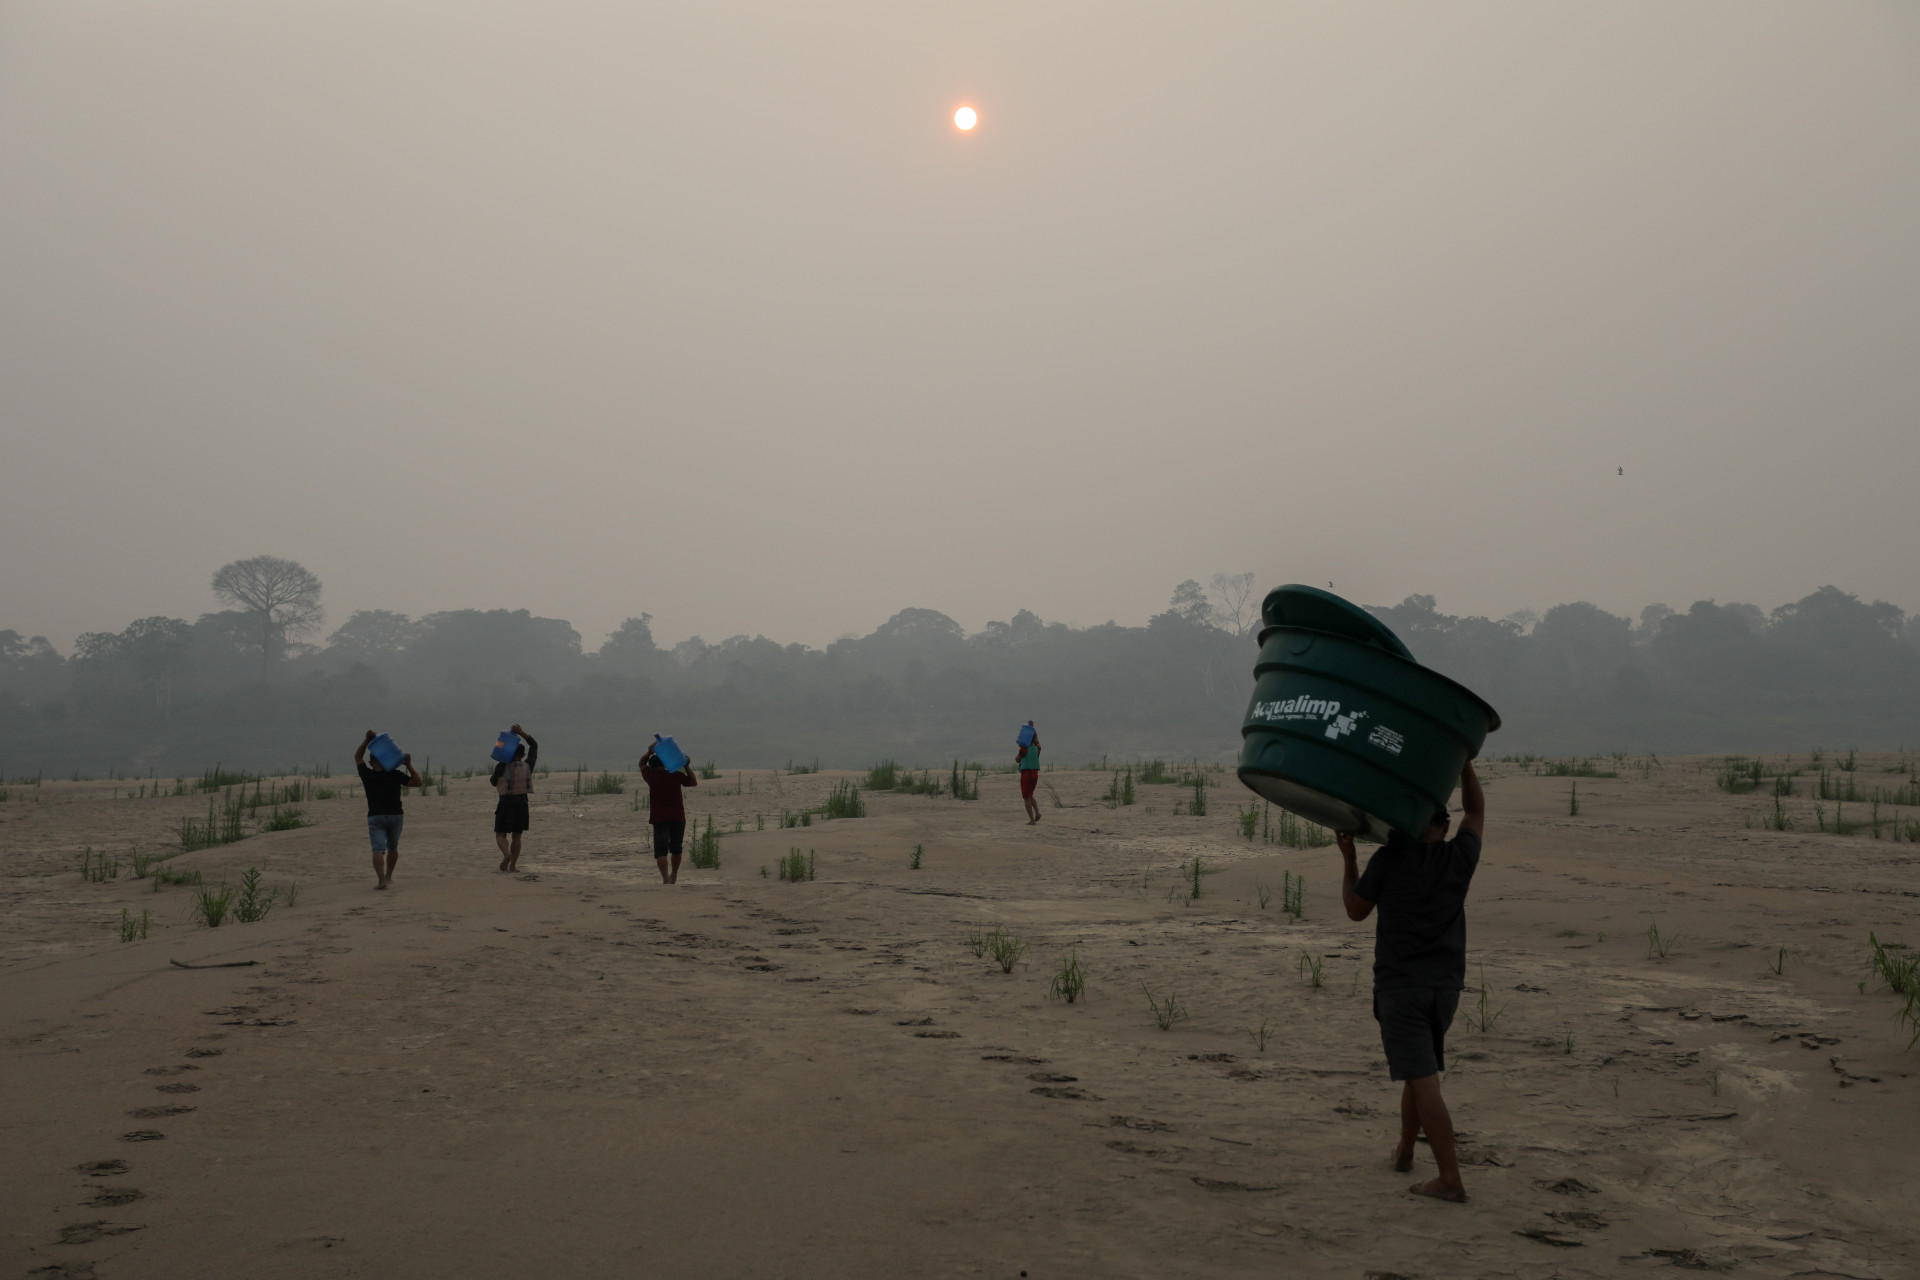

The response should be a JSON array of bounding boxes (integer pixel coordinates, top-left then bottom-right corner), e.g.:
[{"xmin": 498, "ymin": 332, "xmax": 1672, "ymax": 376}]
[{"xmin": 2, "ymin": 558, "xmax": 1916, "ymax": 775}]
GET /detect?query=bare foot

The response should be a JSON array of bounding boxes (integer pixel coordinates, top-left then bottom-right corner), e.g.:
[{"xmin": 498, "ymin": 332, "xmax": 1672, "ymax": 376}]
[
  {"xmin": 1391, "ymin": 1143, "xmax": 1414, "ymax": 1173},
  {"xmin": 375, "ymin": 881, "xmax": 387, "ymax": 890},
  {"xmin": 498, "ymin": 857, "xmax": 509, "ymax": 871},
  {"xmin": 1408, "ymin": 1178, "xmax": 1467, "ymax": 1202}
]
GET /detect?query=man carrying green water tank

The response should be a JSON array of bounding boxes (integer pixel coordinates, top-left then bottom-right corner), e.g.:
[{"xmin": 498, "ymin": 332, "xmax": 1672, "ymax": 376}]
[
  {"xmin": 1337, "ymin": 762, "xmax": 1485, "ymax": 1203},
  {"xmin": 355, "ymin": 729, "xmax": 423, "ymax": 890},
  {"xmin": 1015, "ymin": 722, "xmax": 1042, "ymax": 824}
]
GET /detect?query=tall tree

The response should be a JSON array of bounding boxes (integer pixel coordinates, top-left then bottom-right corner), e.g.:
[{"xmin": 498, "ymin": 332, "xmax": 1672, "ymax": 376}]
[{"xmin": 210, "ymin": 556, "xmax": 323, "ymax": 677}]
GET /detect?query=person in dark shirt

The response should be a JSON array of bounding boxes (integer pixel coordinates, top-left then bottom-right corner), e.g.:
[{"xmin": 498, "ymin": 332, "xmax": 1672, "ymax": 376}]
[
  {"xmin": 355, "ymin": 729, "xmax": 424, "ymax": 890},
  {"xmin": 638, "ymin": 744, "xmax": 698, "ymax": 884},
  {"xmin": 1339, "ymin": 762, "xmax": 1486, "ymax": 1203},
  {"xmin": 489, "ymin": 723, "xmax": 539, "ymax": 873}
]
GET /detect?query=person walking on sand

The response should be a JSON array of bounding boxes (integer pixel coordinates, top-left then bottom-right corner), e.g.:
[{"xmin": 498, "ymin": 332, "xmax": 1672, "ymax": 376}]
[
  {"xmin": 1015, "ymin": 723, "xmax": 1042, "ymax": 824},
  {"xmin": 639, "ymin": 743, "xmax": 698, "ymax": 884},
  {"xmin": 490, "ymin": 723, "xmax": 539, "ymax": 873},
  {"xmin": 1337, "ymin": 762, "xmax": 1486, "ymax": 1203},
  {"xmin": 355, "ymin": 729, "xmax": 424, "ymax": 890}
]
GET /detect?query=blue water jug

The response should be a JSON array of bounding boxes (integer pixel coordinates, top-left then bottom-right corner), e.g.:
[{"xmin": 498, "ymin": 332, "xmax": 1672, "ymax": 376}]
[
  {"xmin": 1016, "ymin": 723, "xmax": 1036, "ymax": 748},
  {"xmin": 368, "ymin": 733, "xmax": 404, "ymax": 771},
  {"xmin": 652, "ymin": 734, "xmax": 688, "ymax": 774},
  {"xmin": 491, "ymin": 731, "xmax": 521, "ymax": 764}
]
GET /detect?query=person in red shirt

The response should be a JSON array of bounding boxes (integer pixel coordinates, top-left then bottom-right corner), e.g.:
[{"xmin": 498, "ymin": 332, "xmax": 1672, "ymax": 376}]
[{"xmin": 639, "ymin": 744, "xmax": 699, "ymax": 883}]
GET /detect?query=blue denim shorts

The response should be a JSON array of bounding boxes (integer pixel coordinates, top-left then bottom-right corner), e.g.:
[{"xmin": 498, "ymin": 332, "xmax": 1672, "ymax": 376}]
[{"xmin": 367, "ymin": 813, "xmax": 404, "ymax": 853}]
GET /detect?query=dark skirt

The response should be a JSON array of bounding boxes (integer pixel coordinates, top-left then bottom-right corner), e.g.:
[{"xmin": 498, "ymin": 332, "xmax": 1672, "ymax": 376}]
[{"xmin": 494, "ymin": 794, "xmax": 530, "ymax": 834}]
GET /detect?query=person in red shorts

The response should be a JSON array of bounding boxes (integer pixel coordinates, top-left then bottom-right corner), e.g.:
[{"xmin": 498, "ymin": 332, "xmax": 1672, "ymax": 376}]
[{"xmin": 1015, "ymin": 723, "xmax": 1042, "ymax": 824}]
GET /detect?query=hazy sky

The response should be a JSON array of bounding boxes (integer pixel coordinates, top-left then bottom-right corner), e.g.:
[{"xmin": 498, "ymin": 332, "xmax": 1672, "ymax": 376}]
[{"xmin": 4, "ymin": 2, "xmax": 1917, "ymax": 652}]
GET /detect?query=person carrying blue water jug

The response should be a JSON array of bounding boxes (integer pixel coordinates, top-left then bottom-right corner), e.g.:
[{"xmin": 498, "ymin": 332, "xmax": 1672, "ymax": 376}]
[
  {"xmin": 1015, "ymin": 722, "xmax": 1042, "ymax": 824},
  {"xmin": 489, "ymin": 723, "xmax": 539, "ymax": 873},
  {"xmin": 355, "ymin": 729, "xmax": 424, "ymax": 890},
  {"xmin": 639, "ymin": 737, "xmax": 698, "ymax": 884}
]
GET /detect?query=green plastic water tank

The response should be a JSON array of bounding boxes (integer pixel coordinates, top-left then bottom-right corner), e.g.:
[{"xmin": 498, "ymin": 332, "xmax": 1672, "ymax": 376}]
[{"xmin": 1237, "ymin": 585, "xmax": 1500, "ymax": 842}]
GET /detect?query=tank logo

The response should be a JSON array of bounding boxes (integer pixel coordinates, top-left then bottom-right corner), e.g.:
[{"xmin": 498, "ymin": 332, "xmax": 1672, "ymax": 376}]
[
  {"xmin": 1325, "ymin": 711, "xmax": 1367, "ymax": 740},
  {"xmin": 1251, "ymin": 697, "xmax": 1371, "ymax": 740},
  {"xmin": 1367, "ymin": 724, "xmax": 1405, "ymax": 756}
]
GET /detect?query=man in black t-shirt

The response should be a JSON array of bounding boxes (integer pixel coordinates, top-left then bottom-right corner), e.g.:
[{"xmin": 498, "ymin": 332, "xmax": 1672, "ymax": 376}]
[
  {"xmin": 355, "ymin": 729, "xmax": 424, "ymax": 890},
  {"xmin": 1339, "ymin": 762, "xmax": 1485, "ymax": 1203}
]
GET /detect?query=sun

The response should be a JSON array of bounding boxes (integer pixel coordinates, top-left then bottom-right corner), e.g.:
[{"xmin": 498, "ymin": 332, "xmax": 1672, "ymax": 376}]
[{"xmin": 953, "ymin": 105, "xmax": 978, "ymax": 132}]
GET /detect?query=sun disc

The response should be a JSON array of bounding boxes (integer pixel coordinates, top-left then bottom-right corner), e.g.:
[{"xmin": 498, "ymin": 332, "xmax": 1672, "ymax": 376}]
[{"xmin": 954, "ymin": 106, "xmax": 977, "ymax": 131}]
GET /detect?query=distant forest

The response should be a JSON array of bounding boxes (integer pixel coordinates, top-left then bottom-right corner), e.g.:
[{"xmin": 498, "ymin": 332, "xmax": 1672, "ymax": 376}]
[{"xmin": 3, "ymin": 558, "xmax": 1917, "ymax": 776}]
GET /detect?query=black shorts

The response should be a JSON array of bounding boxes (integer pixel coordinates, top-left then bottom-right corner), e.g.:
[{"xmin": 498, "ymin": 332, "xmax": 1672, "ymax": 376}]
[
  {"xmin": 651, "ymin": 819, "xmax": 686, "ymax": 859},
  {"xmin": 1373, "ymin": 986, "xmax": 1461, "ymax": 1081},
  {"xmin": 494, "ymin": 795, "xmax": 530, "ymax": 834}
]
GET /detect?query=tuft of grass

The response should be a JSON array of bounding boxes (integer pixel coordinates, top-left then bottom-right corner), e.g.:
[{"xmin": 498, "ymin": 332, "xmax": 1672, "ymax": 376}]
[
  {"xmin": 1237, "ymin": 803, "xmax": 1260, "ymax": 840},
  {"xmin": 1281, "ymin": 870, "xmax": 1305, "ymax": 920},
  {"xmin": 688, "ymin": 816, "xmax": 722, "ymax": 869},
  {"xmin": 262, "ymin": 805, "xmax": 308, "ymax": 832},
  {"xmin": 777, "ymin": 848, "xmax": 816, "ymax": 882},
  {"xmin": 1185, "ymin": 857, "xmax": 1204, "ymax": 903},
  {"xmin": 231, "ymin": 866, "xmax": 275, "ymax": 924},
  {"xmin": 698, "ymin": 760, "xmax": 720, "ymax": 780},
  {"xmin": 118, "ymin": 908, "xmax": 150, "ymax": 943},
  {"xmin": 1646, "ymin": 919, "xmax": 1679, "ymax": 960},
  {"xmin": 909, "ymin": 843, "xmax": 923, "ymax": 870},
  {"xmin": 1143, "ymin": 984, "xmax": 1188, "ymax": 1031},
  {"xmin": 866, "ymin": 760, "xmax": 900, "ymax": 791},
  {"xmin": 1540, "ymin": 758, "xmax": 1618, "ymax": 779},
  {"xmin": 947, "ymin": 761, "xmax": 979, "ymax": 801},
  {"xmin": 180, "ymin": 791, "xmax": 246, "ymax": 852},
  {"xmin": 1139, "ymin": 759, "xmax": 1174, "ymax": 785},
  {"xmin": 1047, "ymin": 950, "xmax": 1088, "ymax": 1003},
  {"xmin": 313, "ymin": 786, "xmax": 338, "ymax": 800},
  {"xmin": 1460, "ymin": 968, "xmax": 1507, "ymax": 1032},
  {"xmin": 1297, "ymin": 951, "xmax": 1324, "ymax": 989},
  {"xmin": 154, "ymin": 863, "xmax": 202, "ymax": 888},
  {"xmin": 1568, "ymin": 782, "xmax": 1581, "ymax": 816},
  {"xmin": 581, "ymin": 770, "xmax": 625, "ymax": 795},
  {"xmin": 822, "ymin": 780, "xmax": 866, "ymax": 819},
  {"xmin": 1256, "ymin": 884, "xmax": 1272, "ymax": 911},
  {"xmin": 79, "ymin": 847, "xmax": 120, "ymax": 882},
  {"xmin": 127, "ymin": 849, "xmax": 155, "ymax": 879},
  {"xmin": 1767, "ymin": 946, "xmax": 1788, "ymax": 976},
  {"xmin": 1865, "ymin": 933, "xmax": 1920, "ymax": 1047},
  {"xmin": 193, "ymin": 883, "xmax": 237, "ymax": 928},
  {"xmin": 1246, "ymin": 1015, "xmax": 1275, "ymax": 1054},
  {"xmin": 964, "ymin": 926, "xmax": 986, "ymax": 958},
  {"xmin": 284, "ymin": 881, "xmax": 300, "ymax": 908},
  {"xmin": 1188, "ymin": 775, "xmax": 1208, "ymax": 817},
  {"xmin": 985, "ymin": 925, "xmax": 1027, "ymax": 974}
]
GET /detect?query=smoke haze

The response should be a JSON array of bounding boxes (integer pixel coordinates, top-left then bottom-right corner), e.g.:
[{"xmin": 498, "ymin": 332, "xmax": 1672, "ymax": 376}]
[{"xmin": 4, "ymin": 3, "xmax": 1918, "ymax": 653}]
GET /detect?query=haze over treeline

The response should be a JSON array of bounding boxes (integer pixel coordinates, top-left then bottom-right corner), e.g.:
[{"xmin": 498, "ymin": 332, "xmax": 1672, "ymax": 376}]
[{"xmin": 3, "ymin": 559, "xmax": 1917, "ymax": 777}]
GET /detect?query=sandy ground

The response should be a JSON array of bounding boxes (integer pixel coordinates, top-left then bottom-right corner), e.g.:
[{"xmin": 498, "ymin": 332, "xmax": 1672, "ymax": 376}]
[{"xmin": 3, "ymin": 754, "xmax": 1918, "ymax": 1279}]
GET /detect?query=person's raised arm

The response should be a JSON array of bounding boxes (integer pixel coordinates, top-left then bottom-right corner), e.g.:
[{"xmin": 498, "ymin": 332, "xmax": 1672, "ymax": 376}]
[
  {"xmin": 682, "ymin": 762, "xmax": 698, "ymax": 788},
  {"xmin": 354, "ymin": 729, "xmax": 374, "ymax": 768},
  {"xmin": 1459, "ymin": 762, "xmax": 1485, "ymax": 839},
  {"xmin": 514, "ymin": 723, "xmax": 538, "ymax": 771},
  {"xmin": 1337, "ymin": 832, "xmax": 1375, "ymax": 921},
  {"xmin": 400, "ymin": 753, "xmax": 424, "ymax": 788}
]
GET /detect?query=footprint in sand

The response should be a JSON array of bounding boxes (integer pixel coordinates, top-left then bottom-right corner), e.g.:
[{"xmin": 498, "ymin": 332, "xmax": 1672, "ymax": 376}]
[
  {"xmin": 1028, "ymin": 1072, "xmax": 1078, "ymax": 1083},
  {"xmin": 1031, "ymin": 1085, "xmax": 1100, "ymax": 1099},
  {"xmin": 143, "ymin": 1065, "xmax": 199, "ymax": 1076},
  {"xmin": 127, "ymin": 1105, "xmax": 195, "ymax": 1119},
  {"xmin": 75, "ymin": 1161, "xmax": 129, "ymax": 1177},
  {"xmin": 87, "ymin": 1188, "xmax": 144, "ymax": 1207},
  {"xmin": 155, "ymin": 1083, "xmax": 200, "ymax": 1094},
  {"xmin": 184, "ymin": 1047, "xmax": 223, "ymax": 1059},
  {"xmin": 119, "ymin": 1130, "xmax": 165, "ymax": 1142},
  {"xmin": 57, "ymin": 1221, "xmax": 146, "ymax": 1244}
]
